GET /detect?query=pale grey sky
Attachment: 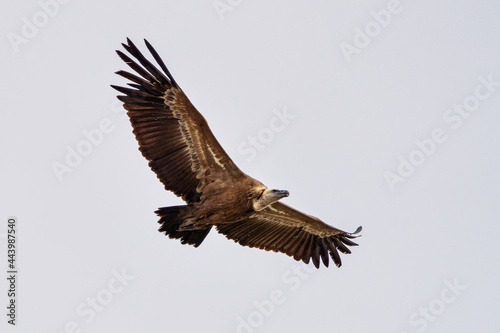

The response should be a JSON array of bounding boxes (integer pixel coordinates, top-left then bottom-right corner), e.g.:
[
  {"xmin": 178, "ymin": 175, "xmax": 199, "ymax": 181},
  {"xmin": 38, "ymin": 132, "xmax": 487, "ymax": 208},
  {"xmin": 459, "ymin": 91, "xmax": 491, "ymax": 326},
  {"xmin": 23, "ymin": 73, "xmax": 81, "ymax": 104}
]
[{"xmin": 1, "ymin": 1, "xmax": 500, "ymax": 332}]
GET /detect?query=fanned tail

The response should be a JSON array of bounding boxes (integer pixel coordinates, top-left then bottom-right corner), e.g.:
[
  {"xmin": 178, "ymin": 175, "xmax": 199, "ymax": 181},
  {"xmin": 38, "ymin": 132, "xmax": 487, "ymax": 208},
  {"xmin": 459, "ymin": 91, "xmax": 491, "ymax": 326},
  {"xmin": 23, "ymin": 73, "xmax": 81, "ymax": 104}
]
[{"xmin": 155, "ymin": 206, "xmax": 211, "ymax": 248}]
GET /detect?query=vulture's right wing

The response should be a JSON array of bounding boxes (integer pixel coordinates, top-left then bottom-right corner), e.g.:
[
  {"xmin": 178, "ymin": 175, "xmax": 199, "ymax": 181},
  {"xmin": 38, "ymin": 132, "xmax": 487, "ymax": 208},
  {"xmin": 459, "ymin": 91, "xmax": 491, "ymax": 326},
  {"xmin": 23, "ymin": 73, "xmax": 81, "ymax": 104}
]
[{"xmin": 217, "ymin": 202, "xmax": 362, "ymax": 268}]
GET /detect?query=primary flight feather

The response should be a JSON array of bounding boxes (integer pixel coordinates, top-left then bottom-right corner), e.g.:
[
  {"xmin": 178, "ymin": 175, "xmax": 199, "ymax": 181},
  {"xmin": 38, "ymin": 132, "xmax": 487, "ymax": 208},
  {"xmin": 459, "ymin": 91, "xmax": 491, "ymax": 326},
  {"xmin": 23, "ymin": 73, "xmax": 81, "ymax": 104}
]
[{"xmin": 112, "ymin": 38, "xmax": 361, "ymax": 268}]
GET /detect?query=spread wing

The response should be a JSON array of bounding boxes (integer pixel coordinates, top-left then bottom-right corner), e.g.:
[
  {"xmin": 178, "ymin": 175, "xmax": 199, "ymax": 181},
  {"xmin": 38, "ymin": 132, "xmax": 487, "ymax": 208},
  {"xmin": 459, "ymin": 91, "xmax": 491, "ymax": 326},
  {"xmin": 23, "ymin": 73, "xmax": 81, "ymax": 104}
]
[
  {"xmin": 112, "ymin": 38, "xmax": 244, "ymax": 203},
  {"xmin": 216, "ymin": 202, "xmax": 362, "ymax": 268}
]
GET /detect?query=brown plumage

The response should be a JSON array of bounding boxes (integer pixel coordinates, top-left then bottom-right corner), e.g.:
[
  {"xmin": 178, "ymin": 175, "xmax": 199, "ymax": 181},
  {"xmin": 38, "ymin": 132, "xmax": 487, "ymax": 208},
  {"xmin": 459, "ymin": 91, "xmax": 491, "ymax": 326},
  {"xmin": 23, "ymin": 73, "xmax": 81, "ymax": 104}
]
[{"xmin": 112, "ymin": 38, "xmax": 361, "ymax": 268}]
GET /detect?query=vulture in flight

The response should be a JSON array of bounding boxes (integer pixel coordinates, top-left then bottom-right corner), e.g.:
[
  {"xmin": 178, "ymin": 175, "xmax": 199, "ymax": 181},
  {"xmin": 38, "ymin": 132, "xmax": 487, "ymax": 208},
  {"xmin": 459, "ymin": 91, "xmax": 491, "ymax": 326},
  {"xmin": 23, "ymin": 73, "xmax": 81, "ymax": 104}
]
[{"xmin": 112, "ymin": 38, "xmax": 361, "ymax": 268}]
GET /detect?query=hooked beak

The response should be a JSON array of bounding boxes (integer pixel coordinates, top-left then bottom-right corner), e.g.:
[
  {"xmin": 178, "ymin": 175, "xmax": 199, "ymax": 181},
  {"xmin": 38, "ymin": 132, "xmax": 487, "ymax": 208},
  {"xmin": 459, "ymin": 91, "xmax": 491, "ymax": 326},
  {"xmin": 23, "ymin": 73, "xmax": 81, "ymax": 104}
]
[
  {"xmin": 269, "ymin": 189, "xmax": 289, "ymax": 200},
  {"xmin": 279, "ymin": 190, "xmax": 289, "ymax": 198}
]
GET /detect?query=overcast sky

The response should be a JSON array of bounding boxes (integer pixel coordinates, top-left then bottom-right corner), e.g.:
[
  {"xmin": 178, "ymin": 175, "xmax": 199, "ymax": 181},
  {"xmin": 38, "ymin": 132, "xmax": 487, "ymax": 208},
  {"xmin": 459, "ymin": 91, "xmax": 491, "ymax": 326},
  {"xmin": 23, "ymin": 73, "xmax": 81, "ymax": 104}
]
[{"xmin": 2, "ymin": 1, "xmax": 500, "ymax": 332}]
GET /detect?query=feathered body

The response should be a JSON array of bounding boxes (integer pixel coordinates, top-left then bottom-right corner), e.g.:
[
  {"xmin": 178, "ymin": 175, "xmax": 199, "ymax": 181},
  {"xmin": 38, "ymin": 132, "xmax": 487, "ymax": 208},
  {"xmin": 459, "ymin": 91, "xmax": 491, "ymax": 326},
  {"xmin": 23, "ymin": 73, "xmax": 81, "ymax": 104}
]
[{"xmin": 112, "ymin": 39, "xmax": 361, "ymax": 268}]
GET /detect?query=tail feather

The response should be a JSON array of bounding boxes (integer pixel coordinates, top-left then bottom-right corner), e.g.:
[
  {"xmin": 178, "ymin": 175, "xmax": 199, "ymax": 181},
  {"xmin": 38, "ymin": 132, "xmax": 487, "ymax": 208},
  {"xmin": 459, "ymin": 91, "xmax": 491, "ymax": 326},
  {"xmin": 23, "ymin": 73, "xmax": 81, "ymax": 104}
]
[{"xmin": 155, "ymin": 206, "xmax": 211, "ymax": 248}]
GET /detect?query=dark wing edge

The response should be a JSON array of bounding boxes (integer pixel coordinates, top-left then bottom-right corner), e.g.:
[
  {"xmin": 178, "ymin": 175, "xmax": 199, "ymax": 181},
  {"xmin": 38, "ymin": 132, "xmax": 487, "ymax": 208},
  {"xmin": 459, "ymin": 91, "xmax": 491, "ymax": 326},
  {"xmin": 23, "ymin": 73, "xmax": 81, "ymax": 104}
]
[
  {"xmin": 216, "ymin": 202, "xmax": 362, "ymax": 268},
  {"xmin": 111, "ymin": 38, "xmax": 241, "ymax": 203}
]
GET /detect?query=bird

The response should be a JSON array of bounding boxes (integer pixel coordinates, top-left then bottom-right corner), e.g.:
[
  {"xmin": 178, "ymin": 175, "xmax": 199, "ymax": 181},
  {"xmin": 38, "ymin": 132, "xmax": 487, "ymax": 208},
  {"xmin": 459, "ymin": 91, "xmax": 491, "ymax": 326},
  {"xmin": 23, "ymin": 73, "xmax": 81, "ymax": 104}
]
[{"xmin": 112, "ymin": 38, "xmax": 362, "ymax": 268}]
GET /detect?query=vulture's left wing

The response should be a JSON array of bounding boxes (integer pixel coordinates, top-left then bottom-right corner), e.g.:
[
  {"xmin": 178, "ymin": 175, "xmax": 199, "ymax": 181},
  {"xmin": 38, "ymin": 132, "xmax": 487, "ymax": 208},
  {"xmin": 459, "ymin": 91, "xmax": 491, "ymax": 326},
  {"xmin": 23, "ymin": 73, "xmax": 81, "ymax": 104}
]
[
  {"xmin": 217, "ymin": 202, "xmax": 362, "ymax": 268},
  {"xmin": 112, "ymin": 39, "xmax": 245, "ymax": 203}
]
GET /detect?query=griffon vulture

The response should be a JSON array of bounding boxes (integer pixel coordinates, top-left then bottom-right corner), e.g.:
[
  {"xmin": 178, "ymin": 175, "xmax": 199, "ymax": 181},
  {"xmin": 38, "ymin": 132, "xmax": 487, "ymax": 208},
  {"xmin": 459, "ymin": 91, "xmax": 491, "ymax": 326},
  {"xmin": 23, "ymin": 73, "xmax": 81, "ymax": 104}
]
[{"xmin": 112, "ymin": 38, "xmax": 361, "ymax": 268}]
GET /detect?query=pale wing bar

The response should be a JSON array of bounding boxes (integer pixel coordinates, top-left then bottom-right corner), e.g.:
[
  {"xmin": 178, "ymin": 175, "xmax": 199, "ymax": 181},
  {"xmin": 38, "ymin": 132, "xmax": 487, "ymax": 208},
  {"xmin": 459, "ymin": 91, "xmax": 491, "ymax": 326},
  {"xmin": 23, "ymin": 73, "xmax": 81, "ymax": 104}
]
[
  {"xmin": 217, "ymin": 202, "xmax": 361, "ymax": 268},
  {"xmin": 112, "ymin": 39, "xmax": 243, "ymax": 202},
  {"xmin": 112, "ymin": 38, "xmax": 202, "ymax": 202}
]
